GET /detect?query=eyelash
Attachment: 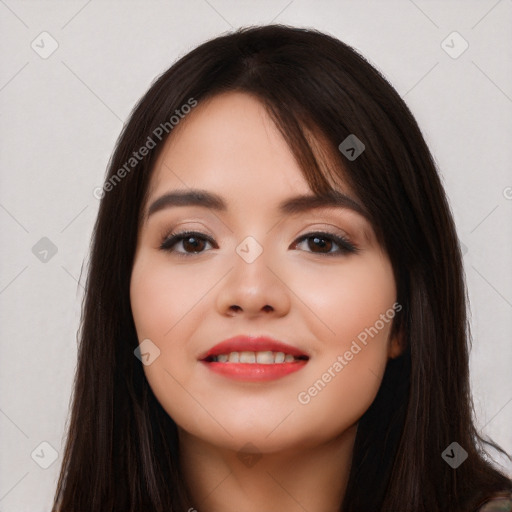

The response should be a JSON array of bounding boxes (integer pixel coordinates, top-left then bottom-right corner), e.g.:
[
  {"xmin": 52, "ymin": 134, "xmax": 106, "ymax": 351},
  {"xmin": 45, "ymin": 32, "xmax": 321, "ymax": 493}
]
[{"xmin": 159, "ymin": 230, "xmax": 359, "ymax": 257}]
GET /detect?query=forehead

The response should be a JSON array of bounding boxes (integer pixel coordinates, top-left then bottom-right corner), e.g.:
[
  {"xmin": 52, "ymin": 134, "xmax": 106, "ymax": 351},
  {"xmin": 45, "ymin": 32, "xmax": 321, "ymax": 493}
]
[
  {"xmin": 144, "ymin": 91, "xmax": 364, "ymax": 224},
  {"xmin": 148, "ymin": 92, "xmax": 311, "ymax": 195}
]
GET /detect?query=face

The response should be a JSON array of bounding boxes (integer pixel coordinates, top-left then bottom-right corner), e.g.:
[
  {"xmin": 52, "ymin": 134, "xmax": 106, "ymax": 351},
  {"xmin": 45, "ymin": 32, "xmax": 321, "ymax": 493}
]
[{"xmin": 130, "ymin": 91, "xmax": 401, "ymax": 455}]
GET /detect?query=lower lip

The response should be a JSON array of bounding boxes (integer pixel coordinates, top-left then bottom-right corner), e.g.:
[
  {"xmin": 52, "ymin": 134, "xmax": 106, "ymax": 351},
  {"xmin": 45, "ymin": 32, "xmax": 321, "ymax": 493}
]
[{"xmin": 201, "ymin": 360, "xmax": 308, "ymax": 381}]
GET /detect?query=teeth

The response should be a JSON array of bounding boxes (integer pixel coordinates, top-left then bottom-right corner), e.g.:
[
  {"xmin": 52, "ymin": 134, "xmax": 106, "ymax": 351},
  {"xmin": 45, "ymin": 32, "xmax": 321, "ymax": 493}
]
[
  {"xmin": 211, "ymin": 351, "xmax": 304, "ymax": 364},
  {"xmin": 275, "ymin": 352, "xmax": 285, "ymax": 363},
  {"xmin": 256, "ymin": 351, "xmax": 274, "ymax": 364},
  {"xmin": 240, "ymin": 351, "xmax": 256, "ymax": 363},
  {"xmin": 228, "ymin": 352, "xmax": 239, "ymax": 363}
]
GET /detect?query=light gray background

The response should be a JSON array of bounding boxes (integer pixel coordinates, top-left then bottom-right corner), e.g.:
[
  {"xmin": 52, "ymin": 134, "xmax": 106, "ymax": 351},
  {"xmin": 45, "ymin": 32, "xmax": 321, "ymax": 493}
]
[{"xmin": 1, "ymin": 1, "xmax": 511, "ymax": 510}]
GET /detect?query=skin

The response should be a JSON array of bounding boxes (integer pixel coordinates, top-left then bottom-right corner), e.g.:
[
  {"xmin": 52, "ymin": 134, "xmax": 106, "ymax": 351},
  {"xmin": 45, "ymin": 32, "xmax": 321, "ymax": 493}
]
[{"xmin": 130, "ymin": 91, "xmax": 402, "ymax": 512}]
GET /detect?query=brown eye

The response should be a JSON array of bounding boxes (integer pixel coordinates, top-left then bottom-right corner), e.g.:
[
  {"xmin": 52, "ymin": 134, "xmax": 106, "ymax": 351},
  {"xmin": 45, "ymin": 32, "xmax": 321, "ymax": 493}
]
[
  {"xmin": 292, "ymin": 232, "xmax": 358, "ymax": 256},
  {"xmin": 159, "ymin": 230, "xmax": 358, "ymax": 258},
  {"xmin": 160, "ymin": 231, "xmax": 216, "ymax": 255},
  {"xmin": 307, "ymin": 235, "xmax": 333, "ymax": 253}
]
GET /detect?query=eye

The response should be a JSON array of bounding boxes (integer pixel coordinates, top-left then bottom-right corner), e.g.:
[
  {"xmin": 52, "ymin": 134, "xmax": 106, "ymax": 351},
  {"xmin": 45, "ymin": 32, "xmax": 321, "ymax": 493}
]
[
  {"xmin": 291, "ymin": 231, "xmax": 358, "ymax": 256},
  {"xmin": 159, "ymin": 231, "xmax": 216, "ymax": 256},
  {"xmin": 159, "ymin": 230, "xmax": 358, "ymax": 257}
]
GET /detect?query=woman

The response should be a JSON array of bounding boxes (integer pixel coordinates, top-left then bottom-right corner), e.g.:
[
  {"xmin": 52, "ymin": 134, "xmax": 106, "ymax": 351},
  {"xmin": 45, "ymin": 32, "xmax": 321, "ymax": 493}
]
[{"xmin": 52, "ymin": 24, "xmax": 511, "ymax": 511}]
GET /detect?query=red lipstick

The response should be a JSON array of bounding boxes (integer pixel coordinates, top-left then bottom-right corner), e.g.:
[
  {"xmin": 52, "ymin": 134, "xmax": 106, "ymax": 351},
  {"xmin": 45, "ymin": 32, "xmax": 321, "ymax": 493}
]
[{"xmin": 199, "ymin": 335, "xmax": 309, "ymax": 382}]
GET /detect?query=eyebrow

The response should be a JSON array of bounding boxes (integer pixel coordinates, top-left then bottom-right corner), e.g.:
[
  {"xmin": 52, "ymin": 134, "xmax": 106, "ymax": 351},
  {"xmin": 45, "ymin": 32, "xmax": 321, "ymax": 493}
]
[{"xmin": 145, "ymin": 188, "xmax": 369, "ymax": 220}]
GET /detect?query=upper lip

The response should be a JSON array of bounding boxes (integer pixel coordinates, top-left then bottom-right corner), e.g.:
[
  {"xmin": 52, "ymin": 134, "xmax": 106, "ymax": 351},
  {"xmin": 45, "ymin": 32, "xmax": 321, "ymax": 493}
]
[{"xmin": 198, "ymin": 335, "xmax": 310, "ymax": 361}]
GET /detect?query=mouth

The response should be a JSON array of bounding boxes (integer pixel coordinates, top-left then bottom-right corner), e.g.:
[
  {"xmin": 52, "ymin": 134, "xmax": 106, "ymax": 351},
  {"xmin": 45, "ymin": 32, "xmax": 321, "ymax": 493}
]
[
  {"xmin": 199, "ymin": 335, "xmax": 310, "ymax": 382},
  {"xmin": 203, "ymin": 351, "xmax": 309, "ymax": 364}
]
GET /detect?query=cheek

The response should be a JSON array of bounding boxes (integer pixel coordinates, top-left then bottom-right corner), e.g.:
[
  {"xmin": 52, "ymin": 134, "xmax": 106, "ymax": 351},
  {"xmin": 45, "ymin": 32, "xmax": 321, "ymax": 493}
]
[
  {"xmin": 130, "ymin": 253, "xmax": 225, "ymax": 425},
  {"xmin": 130, "ymin": 253, "xmax": 213, "ymax": 341},
  {"xmin": 295, "ymin": 250, "xmax": 396, "ymax": 350},
  {"xmin": 294, "ymin": 353, "xmax": 388, "ymax": 441},
  {"xmin": 292, "ymin": 252, "xmax": 396, "ymax": 427}
]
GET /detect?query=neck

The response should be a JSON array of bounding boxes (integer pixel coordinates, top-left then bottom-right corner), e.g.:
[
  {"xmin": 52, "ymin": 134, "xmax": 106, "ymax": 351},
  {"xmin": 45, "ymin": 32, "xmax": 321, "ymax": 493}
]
[{"xmin": 179, "ymin": 424, "xmax": 357, "ymax": 512}]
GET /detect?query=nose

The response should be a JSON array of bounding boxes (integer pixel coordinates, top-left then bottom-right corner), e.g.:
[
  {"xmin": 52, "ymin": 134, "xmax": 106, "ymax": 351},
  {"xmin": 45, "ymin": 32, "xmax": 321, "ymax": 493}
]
[{"xmin": 215, "ymin": 244, "xmax": 291, "ymax": 319}]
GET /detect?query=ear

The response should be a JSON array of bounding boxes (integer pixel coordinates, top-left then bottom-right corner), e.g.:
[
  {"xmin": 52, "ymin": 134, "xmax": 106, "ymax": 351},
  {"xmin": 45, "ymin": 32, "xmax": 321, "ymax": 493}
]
[{"xmin": 388, "ymin": 323, "xmax": 406, "ymax": 359}]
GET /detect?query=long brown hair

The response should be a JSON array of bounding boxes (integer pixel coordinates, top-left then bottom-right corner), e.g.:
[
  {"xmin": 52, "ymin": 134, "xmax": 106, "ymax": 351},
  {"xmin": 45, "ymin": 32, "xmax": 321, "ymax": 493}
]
[{"xmin": 52, "ymin": 24, "xmax": 511, "ymax": 511}]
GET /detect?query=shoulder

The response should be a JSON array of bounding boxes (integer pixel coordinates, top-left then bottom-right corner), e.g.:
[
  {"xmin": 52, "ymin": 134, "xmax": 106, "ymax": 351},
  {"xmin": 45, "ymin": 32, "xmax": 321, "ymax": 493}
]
[{"xmin": 473, "ymin": 491, "xmax": 512, "ymax": 512}]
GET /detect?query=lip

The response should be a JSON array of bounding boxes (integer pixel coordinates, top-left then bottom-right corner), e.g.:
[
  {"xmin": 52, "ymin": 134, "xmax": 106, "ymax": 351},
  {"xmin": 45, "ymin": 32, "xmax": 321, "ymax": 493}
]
[
  {"xmin": 198, "ymin": 335, "xmax": 310, "ymax": 382},
  {"xmin": 199, "ymin": 335, "xmax": 309, "ymax": 360}
]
